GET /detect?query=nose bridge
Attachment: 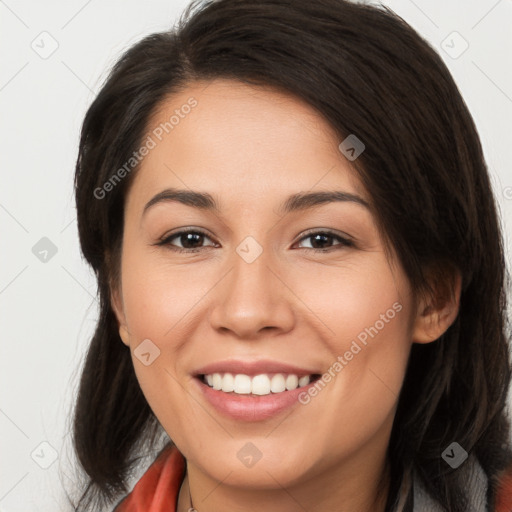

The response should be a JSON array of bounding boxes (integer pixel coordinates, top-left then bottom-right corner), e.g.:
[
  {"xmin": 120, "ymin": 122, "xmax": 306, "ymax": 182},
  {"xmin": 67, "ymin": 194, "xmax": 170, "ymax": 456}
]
[
  {"xmin": 209, "ymin": 235, "xmax": 295, "ymax": 338},
  {"xmin": 232, "ymin": 237, "xmax": 272, "ymax": 299}
]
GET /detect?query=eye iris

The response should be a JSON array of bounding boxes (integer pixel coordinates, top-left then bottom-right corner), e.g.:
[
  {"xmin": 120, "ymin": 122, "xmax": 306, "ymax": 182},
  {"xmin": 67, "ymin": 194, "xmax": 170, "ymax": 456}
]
[
  {"xmin": 310, "ymin": 234, "xmax": 333, "ymax": 249},
  {"xmin": 181, "ymin": 232, "xmax": 204, "ymax": 249}
]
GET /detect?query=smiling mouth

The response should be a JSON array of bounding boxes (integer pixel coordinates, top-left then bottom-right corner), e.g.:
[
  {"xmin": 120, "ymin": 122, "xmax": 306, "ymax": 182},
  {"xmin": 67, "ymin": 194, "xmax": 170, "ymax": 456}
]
[{"xmin": 199, "ymin": 372, "xmax": 322, "ymax": 396}]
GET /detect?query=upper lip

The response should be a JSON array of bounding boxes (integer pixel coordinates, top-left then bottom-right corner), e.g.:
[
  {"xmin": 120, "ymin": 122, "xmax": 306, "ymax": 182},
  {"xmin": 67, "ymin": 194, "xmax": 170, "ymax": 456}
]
[{"xmin": 194, "ymin": 359, "xmax": 320, "ymax": 377}]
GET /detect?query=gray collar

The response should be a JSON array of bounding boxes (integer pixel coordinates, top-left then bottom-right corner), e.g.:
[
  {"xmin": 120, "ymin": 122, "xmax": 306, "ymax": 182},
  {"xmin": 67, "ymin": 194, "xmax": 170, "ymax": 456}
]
[{"xmin": 393, "ymin": 454, "xmax": 488, "ymax": 511}]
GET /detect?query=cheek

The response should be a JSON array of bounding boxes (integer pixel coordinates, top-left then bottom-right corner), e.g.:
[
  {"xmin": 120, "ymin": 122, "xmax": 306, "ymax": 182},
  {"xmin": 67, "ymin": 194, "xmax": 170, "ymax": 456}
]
[
  {"xmin": 310, "ymin": 320, "xmax": 411, "ymax": 472},
  {"xmin": 284, "ymin": 259, "xmax": 413, "ymax": 452},
  {"xmin": 288, "ymin": 255, "xmax": 410, "ymax": 348},
  {"xmin": 118, "ymin": 248, "xmax": 221, "ymax": 441},
  {"xmin": 120, "ymin": 250, "xmax": 211, "ymax": 343}
]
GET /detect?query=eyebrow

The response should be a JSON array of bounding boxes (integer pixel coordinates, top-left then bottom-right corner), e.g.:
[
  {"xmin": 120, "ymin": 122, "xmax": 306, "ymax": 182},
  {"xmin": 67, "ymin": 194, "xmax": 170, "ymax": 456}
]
[{"xmin": 142, "ymin": 187, "xmax": 370, "ymax": 216}]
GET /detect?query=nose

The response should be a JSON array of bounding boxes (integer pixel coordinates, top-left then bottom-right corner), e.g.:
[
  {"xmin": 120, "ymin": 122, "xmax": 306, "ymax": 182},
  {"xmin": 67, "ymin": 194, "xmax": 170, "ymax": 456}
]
[{"xmin": 209, "ymin": 245, "xmax": 296, "ymax": 340}]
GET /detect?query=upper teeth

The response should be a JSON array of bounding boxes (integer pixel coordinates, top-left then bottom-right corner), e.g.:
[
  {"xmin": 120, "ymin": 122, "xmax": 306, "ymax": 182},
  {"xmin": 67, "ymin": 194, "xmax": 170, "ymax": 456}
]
[{"xmin": 204, "ymin": 373, "xmax": 311, "ymax": 395}]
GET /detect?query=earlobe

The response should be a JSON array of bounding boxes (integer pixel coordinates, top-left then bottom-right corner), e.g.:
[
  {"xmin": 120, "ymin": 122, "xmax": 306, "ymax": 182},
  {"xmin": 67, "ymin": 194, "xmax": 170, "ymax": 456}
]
[
  {"xmin": 412, "ymin": 270, "xmax": 462, "ymax": 344},
  {"xmin": 118, "ymin": 324, "xmax": 131, "ymax": 347},
  {"xmin": 110, "ymin": 288, "xmax": 131, "ymax": 347}
]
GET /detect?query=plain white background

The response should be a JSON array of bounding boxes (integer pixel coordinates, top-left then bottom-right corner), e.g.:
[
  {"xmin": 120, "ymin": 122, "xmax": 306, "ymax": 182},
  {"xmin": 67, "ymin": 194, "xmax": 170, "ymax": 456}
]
[{"xmin": 1, "ymin": 0, "xmax": 511, "ymax": 510}]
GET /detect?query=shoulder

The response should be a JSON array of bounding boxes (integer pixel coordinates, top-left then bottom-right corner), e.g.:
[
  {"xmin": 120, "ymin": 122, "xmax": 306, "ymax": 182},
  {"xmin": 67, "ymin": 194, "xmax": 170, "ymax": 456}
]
[{"xmin": 113, "ymin": 444, "xmax": 186, "ymax": 512}]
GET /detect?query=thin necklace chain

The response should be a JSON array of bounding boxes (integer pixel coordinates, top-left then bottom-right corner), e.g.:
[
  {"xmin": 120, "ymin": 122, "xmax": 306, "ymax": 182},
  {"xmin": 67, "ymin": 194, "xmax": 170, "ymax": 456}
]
[{"xmin": 188, "ymin": 479, "xmax": 197, "ymax": 512}]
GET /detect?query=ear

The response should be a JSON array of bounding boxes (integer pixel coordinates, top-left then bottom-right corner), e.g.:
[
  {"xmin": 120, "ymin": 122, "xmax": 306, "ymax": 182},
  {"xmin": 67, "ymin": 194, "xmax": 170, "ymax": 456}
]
[
  {"xmin": 412, "ymin": 266, "xmax": 462, "ymax": 344},
  {"xmin": 110, "ymin": 286, "xmax": 131, "ymax": 347}
]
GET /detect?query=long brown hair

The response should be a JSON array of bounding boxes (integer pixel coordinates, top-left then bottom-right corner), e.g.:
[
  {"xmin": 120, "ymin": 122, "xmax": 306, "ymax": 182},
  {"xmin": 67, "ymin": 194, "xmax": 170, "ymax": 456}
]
[{"xmin": 72, "ymin": 0, "xmax": 512, "ymax": 510}]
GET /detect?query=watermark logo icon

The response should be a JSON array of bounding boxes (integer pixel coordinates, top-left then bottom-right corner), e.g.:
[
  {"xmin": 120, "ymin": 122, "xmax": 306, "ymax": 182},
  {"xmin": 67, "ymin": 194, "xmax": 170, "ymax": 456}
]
[
  {"xmin": 339, "ymin": 134, "xmax": 365, "ymax": 161},
  {"xmin": 442, "ymin": 442, "xmax": 468, "ymax": 469},
  {"xmin": 441, "ymin": 31, "xmax": 469, "ymax": 59},
  {"xmin": 30, "ymin": 441, "xmax": 58, "ymax": 469},
  {"xmin": 31, "ymin": 31, "xmax": 59, "ymax": 59},
  {"xmin": 32, "ymin": 237, "xmax": 58, "ymax": 263},
  {"xmin": 236, "ymin": 236, "xmax": 263, "ymax": 264},
  {"xmin": 134, "ymin": 339, "xmax": 161, "ymax": 366},
  {"xmin": 237, "ymin": 442, "xmax": 262, "ymax": 468}
]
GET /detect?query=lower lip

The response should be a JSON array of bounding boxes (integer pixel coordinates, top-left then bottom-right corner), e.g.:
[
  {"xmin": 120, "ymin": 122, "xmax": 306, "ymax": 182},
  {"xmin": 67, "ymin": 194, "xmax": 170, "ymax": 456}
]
[{"xmin": 195, "ymin": 377, "xmax": 317, "ymax": 421}]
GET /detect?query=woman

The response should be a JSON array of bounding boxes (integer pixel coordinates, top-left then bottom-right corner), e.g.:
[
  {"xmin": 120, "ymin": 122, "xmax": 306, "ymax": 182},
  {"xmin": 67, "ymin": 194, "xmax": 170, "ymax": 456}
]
[{"xmin": 71, "ymin": 0, "xmax": 512, "ymax": 510}]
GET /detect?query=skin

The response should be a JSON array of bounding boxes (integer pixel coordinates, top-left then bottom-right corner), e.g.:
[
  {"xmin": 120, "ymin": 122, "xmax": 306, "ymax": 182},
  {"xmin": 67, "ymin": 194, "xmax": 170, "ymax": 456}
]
[{"xmin": 112, "ymin": 79, "xmax": 461, "ymax": 512}]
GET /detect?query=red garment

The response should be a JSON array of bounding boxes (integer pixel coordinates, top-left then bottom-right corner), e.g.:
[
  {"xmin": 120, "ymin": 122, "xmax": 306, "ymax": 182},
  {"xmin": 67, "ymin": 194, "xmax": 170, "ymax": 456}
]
[
  {"xmin": 115, "ymin": 444, "xmax": 512, "ymax": 511},
  {"xmin": 496, "ymin": 464, "xmax": 512, "ymax": 512},
  {"xmin": 114, "ymin": 445, "xmax": 185, "ymax": 512}
]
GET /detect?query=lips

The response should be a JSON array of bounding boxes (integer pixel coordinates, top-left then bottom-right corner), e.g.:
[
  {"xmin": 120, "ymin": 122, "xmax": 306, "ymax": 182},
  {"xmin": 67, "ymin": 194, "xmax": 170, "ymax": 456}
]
[{"xmin": 192, "ymin": 359, "xmax": 322, "ymax": 421}]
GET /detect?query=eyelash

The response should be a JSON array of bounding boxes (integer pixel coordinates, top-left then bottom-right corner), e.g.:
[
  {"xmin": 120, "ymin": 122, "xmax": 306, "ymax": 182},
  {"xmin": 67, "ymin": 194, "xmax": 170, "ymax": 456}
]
[{"xmin": 155, "ymin": 228, "xmax": 354, "ymax": 253}]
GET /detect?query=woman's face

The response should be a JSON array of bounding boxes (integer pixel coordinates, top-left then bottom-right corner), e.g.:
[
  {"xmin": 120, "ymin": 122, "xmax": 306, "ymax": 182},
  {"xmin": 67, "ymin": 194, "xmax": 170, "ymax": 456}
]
[{"xmin": 113, "ymin": 79, "xmax": 419, "ymax": 497}]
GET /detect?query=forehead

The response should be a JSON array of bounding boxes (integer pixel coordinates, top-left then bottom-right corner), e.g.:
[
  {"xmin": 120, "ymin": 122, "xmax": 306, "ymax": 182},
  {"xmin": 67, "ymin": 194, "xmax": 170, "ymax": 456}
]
[{"xmin": 126, "ymin": 78, "xmax": 368, "ymax": 213}]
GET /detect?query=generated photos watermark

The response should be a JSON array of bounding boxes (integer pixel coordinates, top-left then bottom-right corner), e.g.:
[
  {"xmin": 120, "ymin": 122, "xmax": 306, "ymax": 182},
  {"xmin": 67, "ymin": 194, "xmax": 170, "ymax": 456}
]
[
  {"xmin": 298, "ymin": 301, "xmax": 403, "ymax": 405},
  {"xmin": 94, "ymin": 97, "xmax": 198, "ymax": 200}
]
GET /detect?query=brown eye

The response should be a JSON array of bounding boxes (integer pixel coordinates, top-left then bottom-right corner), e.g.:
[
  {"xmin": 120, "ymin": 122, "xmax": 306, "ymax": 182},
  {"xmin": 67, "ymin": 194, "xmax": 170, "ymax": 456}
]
[
  {"xmin": 295, "ymin": 231, "xmax": 354, "ymax": 251},
  {"xmin": 158, "ymin": 229, "xmax": 217, "ymax": 252}
]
